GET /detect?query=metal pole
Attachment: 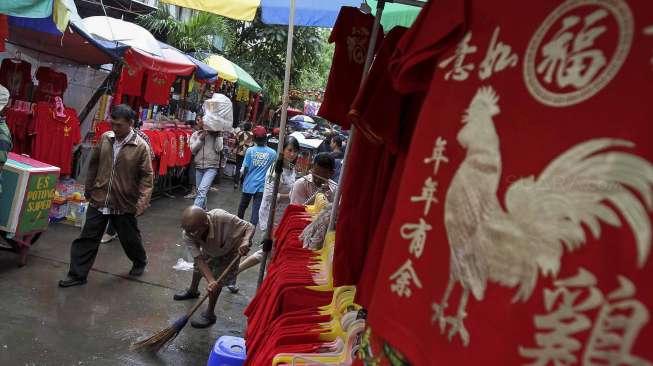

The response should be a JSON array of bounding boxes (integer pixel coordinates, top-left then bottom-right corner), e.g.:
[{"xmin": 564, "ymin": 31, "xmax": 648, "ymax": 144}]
[
  {"xmin": 327, "ymin": 0, "xmax": 386, "ymax": 231},
  {"xmin": 256, "ymin": 0, "xmax": 296, "ymax": 290}
]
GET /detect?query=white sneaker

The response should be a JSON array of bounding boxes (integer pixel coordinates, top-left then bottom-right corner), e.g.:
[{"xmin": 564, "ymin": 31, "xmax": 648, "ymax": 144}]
[
  {"xmin": 184, "ymin": 192, "xmax": 197, "ymax": 199},
  {"xmin": 101, "ymin": 233, "xmax": 117, "ymax": 243}
]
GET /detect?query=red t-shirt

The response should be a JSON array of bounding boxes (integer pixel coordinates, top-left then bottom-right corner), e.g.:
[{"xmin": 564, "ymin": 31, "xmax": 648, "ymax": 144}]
[
  {"xmin": 34, "ymin": 67, "xmax": 68, "ymax": 102},
  {"xmin": 5, "ymin": 107, "xmax": 31, "ymax": 154},
  {"xmin": 0, "ymin": 15, "xmax": 7, "ymax": 52},
  {"xmin": 143, "ymin": 71, "xmax": 175, "ymax": 105},
  {"xmin": 0, "ymin": 59, "xmax": 32, "ymax": 100},
  {"xmin": 119, "ymin": 61, "xmax": 145, "ymax": 97},
  {"xmin": 94, "ymin": 121, "xmax": 112, "ymax": 143},
  {"xmin": 368, "ymin": 1, "xmax": 653, "ymax": 365},
  {"xmin": 317, "ymin": 7, "xmax": 382, "ymax": 128},
  {"xmin": 31, "ymin": 103, "xmax": 80, "ymax": 175}
]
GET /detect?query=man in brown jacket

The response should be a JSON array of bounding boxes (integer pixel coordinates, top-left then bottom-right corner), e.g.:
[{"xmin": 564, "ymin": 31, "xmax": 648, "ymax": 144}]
[{"xmin": 59, "ymin": 104, "xmax": 153, "ymax": 287}]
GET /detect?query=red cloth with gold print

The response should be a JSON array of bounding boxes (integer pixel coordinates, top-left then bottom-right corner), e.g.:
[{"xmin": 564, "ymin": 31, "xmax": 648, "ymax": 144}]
[
  {"xmin": 31, "ymin": 102, "xmax": 80, "ymax": 175},
  {"xmin": 317, "ymin": 7, "xmax": 382, "ymax": 128},
  {"xmin": 144, "ymin": 71, "xmax": 175, "ymax": 105},
  {"xmin": 367, "ymin": 1, "xmax": 653, "ymax": 365}
]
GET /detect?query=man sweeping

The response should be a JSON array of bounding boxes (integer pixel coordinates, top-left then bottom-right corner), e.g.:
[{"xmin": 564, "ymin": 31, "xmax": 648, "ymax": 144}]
[{"xmin": 179, "ymin": 206, "xmax": 254, "ymax": 328}]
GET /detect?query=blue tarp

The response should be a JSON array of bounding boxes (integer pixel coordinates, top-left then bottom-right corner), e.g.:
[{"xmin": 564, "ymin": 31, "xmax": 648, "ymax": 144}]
[
  {"xmin": 186, "ymin": 54, "xmax": 218, "ymax": 80},
  {"xmin": 7, "ymin": 0, "xmax": 127, "ymax": 65},
  {"xmin": 260, "ymin": 0, "xmax": 361, "ymax": 27}
]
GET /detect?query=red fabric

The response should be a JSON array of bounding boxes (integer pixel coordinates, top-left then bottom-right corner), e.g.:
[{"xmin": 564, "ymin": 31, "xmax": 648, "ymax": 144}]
[
  {"xmin": 164, "ymin": 130, "xmax": 178, "ymax": 168},
  {"xmin": 0, "ymin": 15, "xmax": 7, "ymax": 52},
  {"xmin": 143, "ymin": 71, "xmax": 175, "ymax": 105},
  {"xmin": 118, "ymin": 57, "xmax": 145, "ymax": 97},
  {"xmin": 368, "ymin": 1, "xmax": 653, "ymax": 365},
  {"xmin": 0, "ymin": 59, "xmax": 32, "ymax": 100},
  {"xmin": 31, "ymin": 102, "xmax": 80, "ymax": 175},
  {"xmin": 34, "ymin": 67, "xmax": 68, "ymax": 102},
  {"xmin": 94, "ymin": 121, "xmax": 112, "ymax": 143},
  {"xmin": 5, "ymin": 107, "xmax": 32, "ymax": 154},
  {"xmin": 125, "ymin": 48, "xmax": 195, "ymax": 76},
  {"xmin": 317, "ymin": 7, "xmax": 382, "ymax": 128},
  {"xmin": 333, "ymin": 27, "xmax": 420, "ymax": 308},
  {"xmin": 176, "ymin": 130, "xmax": 192, "ymax": 166}
]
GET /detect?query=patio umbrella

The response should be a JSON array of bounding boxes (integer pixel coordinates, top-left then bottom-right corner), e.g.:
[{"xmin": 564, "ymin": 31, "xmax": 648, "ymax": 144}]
[
  {"xmin": 160, "ymin": 0, "xmax": 360, "ymax": 26},
  {"xmin": 203, "ymin": 55, "xmax": 261, "ymax": 92},
  {"xmin": 80, "ymin": 16, "xmax": 163, "ymax": 57}
]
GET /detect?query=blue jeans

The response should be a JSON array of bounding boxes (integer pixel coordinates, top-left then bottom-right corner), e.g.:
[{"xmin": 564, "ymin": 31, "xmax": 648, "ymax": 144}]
[{"xmin": 194, "ymin": 168, "xmax": 218, "ymax": 209}]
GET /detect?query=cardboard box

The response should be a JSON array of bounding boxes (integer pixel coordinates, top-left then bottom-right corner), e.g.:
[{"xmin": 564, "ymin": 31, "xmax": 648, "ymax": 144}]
[{"xmin": 0, "ymin": 153, "xmax": 60, "ymax": 235}]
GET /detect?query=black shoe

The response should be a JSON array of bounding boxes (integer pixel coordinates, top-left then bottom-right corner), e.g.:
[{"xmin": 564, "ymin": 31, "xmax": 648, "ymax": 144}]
[
  {"xmin": 190, "ymin": 312, "xmax": 217, "ymax": 329},
  {"xmin": 173, "ymin": 289, "xmax": 200, "ymax": 301},
  {"xmin": 58, "ymin": 276, "xmax": 87, "ymax": 288},
  {"xmin": 129, "ymin": 264, "xmax": 146, "ymax": 277},
  {"xmin": 227, "ymin": 285, "xmax": 239, "ymax": 294}
]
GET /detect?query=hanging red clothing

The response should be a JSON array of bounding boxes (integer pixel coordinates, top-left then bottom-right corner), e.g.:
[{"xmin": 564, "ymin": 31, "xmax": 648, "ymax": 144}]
[
  {"xmin": 0, "ymin": 15, "xmax": 7, "ymax": 52},
  {"xmin": 34, "ymin": 67, "xmax": 68, "ymax": 102},
  {"xmin": 31, "ymin": 102, "xmax": 80, "ymax": 175},
  {"xmin": 119, "ymin": 59, "xmax": 145, "ymax": 97},
  {"xmin": 367, "ymin": 1, "xmax": 653, "ymax": 365},
  {"xmin": 5, "ymin": 107, "xmax": 32, "ymax": 154},
  {"xmin": 143, "ymin": 71, "xmax": 175, "ymax": 105},
  {"xmin": 317, "ymin": 7, "xmax": 383, "ymax": 128},
  {"xmin": 0, "ymin": 59, "xmax": 32, "ymax": 100}
]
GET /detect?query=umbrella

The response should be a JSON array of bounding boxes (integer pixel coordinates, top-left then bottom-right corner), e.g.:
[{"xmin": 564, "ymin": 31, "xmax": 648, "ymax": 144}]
[
  {"xmin": 203, "ymin": 55, "xmax": 261, "ymax": 92},
  {"xmin": 160, "ymin": 0, "xmax": 361, "ymax": 26},
  {"xmin": 290, "ymin": 115, "xmax": 315, "ymax": 123},
  {"xmin": 366, "ymin": 0, "xmax": 423, "ymax": 29},
  {"xmin": 80, "ymin": 16, "xmax": 163, "ymax": 57}
]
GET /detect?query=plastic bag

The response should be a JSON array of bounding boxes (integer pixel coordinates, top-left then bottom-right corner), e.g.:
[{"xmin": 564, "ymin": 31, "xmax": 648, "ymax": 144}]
[{"xmin": 203, "ymin": 93, "xmax": 233, "ymax": 132}]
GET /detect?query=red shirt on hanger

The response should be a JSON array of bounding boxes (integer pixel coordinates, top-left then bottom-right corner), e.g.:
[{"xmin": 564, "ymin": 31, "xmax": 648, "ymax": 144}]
[
  {"xmin": 0, "ymin": 59, "xmax": 32, "ymax": 100},
  {"xmin": 31, "ymin": 102, "xmax": 80, "ymax": 175},
  {"xmin": 367, "ymin": 1, "xmax": 653, "ymax": 365},
  {"xmin": 34, "ymin": 67, "xmax": 68, "ymax": 102},
  {"xmin": 119, "ymin": 61, "xmax": 145, "ymax": 97},
  {"xmin": 317, "ymin": 7, "xmax": 382, "ymax": 128},
  {"xmin": 143, "ymin": 71, "xmax": 175, "ymax": 105}
]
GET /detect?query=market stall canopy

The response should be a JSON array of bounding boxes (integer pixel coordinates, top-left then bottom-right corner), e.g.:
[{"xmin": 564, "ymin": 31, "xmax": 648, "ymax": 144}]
[
  {"xmin": 159, "ymin": 0, "xmax": 362, "ymax": 27},
  {"xmin": 5, "ymin": 0, "xmax": 126, "ymax": 65},
  {"xmin": 124, "ymin": 47, "xmax": 196, "ymax": 76},
  {"xmin": 185, "ymin": 54, "xmax": 218, "ymax": 81},
  {"xmin": 366, "ymin": 0, "xmax": 423, "ymax": 29},
  {"xmin": 203, "ymin": 55, "xmax": 261, "ymax": 92},
  {"xmin": 80, "ymin": 16, "xmax": 163, "ymax": 57}
]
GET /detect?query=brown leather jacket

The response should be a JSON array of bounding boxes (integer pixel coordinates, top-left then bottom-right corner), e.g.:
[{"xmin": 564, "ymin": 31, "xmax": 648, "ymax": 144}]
[{"xmin": 85, "ymin": 130, "xmax": 153, "ymax": 214}]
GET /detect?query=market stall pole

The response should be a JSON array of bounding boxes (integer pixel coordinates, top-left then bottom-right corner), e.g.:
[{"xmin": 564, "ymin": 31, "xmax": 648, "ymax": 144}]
[
  {"xmin": 257, "ymin": 0, "xmax": 296, "ymax": 289},
  {"xmin": 327, "ymin": 0, "xmax": 386, "ymax": 231}
]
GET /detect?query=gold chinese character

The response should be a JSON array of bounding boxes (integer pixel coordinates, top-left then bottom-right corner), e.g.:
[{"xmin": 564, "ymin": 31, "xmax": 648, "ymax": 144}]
[
  {"xmin": 389, "ymin": 259, "xmax": 423, "ymax": 298},
  {"xmin": 438, "ymin": 32, "xmax": 478, "ymax": 81},
  {"xmin": 423, "ymin": 136, "xmax": 449, "ymax": 175},
  {"xmin": 410, "ymin": 178, "xmax": 438, "ymax": 216},
  {"xmin": 400, "ymin": 218, "xmax": 432, "ymax": 258},
  {"xmin": 537, "ymin": 9, "xmax": 609, "ymax": 89},
  {"xmin": 478, "ymin": 27, "xmax": 519, "ymax": 80}
]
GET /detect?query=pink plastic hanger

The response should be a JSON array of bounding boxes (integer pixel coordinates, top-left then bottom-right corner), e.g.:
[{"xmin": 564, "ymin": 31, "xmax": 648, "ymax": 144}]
[{"xmin": 54, "ymin": 97, "xmax": 66, "ymax": 118}]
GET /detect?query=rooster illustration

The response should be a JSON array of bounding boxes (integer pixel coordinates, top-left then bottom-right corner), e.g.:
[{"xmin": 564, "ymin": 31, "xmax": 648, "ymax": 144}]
[{"xmin": 432, "ymin": 86, "xmax": 653, "ymax": 346}]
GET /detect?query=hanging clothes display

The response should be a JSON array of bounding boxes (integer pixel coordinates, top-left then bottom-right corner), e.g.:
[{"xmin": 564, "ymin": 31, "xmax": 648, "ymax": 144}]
[
  {"xmin": 31, "ymin": 100, "xmax": 81, "ymax": 176},
  {"xmin": 0, "ymin": 58, "xmax": 32, "ymax": 100},
  {"xmin": 143, "ymin": 70, "xmax": 175, "ymax": 105},
  {"xmin": 119, "ymin": 57, "xmax": 145, "ymax": 97},
  {"xmin": 317, "ymin": 7, "xmax": 383, "ymax": 128},
  {"xmin": 33, "ymin": 66, "xmax": 68, "ymax": 102},
  {"xmin": 365, "ymin": 1, "xmax": 653, "ymax": 365},
  {"xmin": 5, "ymin": 100, "xmax": 32, "ymax": 154}
]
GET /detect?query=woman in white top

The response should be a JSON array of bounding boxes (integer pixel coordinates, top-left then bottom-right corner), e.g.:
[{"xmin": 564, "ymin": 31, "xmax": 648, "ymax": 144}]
[{"xmin": 238, "ymin": 136, "xmax": 300, "ymax": 273}]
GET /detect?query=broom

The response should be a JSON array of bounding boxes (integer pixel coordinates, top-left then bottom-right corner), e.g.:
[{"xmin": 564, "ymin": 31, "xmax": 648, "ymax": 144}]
[{"xmin": 131, "ymin": 254, "xmax": 242, "ymax": 352}]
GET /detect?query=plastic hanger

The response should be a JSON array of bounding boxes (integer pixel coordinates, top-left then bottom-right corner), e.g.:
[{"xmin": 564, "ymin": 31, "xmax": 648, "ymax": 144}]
[{"xmin": 54, "ymin": 97, "xmax": 66, "ymax": 118}]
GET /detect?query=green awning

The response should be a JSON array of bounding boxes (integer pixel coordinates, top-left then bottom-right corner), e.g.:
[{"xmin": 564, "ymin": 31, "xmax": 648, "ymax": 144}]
[
  {"xmin": 366, "ymin": 0, "xmax": 424, "ymax": 31},
  {"xmin": 0, "ymin": 0, "xmax": 54, "ymax": 18},
  {"xmin": 232, "ymin": 62, "xmax": 262, "ymax": 93}
]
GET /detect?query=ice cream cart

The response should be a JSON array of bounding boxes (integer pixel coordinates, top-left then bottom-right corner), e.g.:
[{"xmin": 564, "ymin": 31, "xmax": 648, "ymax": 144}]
[{"xmin": 0, "ymin": 153, "xmax": 59, "ymax": 266}]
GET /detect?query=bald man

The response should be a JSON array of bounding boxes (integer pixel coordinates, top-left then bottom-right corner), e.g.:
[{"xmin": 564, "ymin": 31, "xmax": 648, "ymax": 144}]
[{"xmin": 179, "ymin": 206, "xmax": 254, "ymax": 328}]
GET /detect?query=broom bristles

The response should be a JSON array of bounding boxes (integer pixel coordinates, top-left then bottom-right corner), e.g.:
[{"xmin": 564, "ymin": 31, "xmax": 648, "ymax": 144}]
[{"xmin": 130, "ymin": 316, "xmax": 189, "ymax": 352}]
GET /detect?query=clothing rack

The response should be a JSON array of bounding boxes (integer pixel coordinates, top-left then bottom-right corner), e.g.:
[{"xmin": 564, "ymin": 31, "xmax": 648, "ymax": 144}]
[{"xmin": 256, "ymin": 0, "xmax": 426, "ymax": 289}]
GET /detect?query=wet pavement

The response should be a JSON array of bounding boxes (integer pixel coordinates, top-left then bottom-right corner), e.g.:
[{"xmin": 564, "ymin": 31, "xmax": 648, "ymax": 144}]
[{"xmin": 0, "ymin": 180, "xmax": 261, "ymax": 365}]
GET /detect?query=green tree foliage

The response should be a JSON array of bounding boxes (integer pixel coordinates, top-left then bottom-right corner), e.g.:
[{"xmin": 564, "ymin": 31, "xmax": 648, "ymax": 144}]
[{"xmin": 139, "ymin": 7, "xmax": 332, "ymax": 106}]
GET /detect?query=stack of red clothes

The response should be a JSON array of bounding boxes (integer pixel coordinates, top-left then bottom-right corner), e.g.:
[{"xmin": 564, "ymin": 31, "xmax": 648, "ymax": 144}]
[{"xmin": 244, "ymin": 205, "xmax": 361, "ymax": 365}]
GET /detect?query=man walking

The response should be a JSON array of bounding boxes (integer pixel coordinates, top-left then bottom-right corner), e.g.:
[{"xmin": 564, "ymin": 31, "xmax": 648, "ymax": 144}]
[
  {"xmin": 237, "ymin": 126, "xmax": 276, "ymax": 227},
  {"xmin": 176, "ymin": 206, "xmax": 253, "ymax": 328},
  {"xmin": 59, "ymin": 104, "xmax": 153, "ymax": 287}
]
